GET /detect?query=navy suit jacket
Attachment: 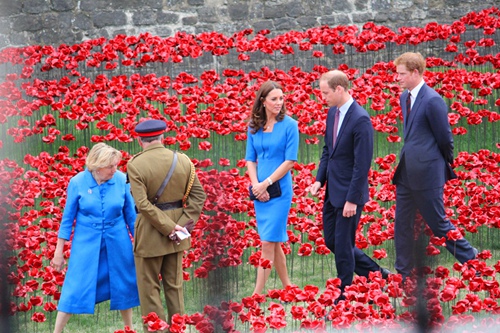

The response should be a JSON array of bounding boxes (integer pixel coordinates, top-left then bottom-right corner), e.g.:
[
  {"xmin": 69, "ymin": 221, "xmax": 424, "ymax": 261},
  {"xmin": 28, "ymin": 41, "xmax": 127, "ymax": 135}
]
[
  {"xmin": 316, "ymin": 100, "xmax": 373, "ymax": 208},
  {"xmin": 393, "ymin": 83, "xmax": 456, "ymax": 190}
]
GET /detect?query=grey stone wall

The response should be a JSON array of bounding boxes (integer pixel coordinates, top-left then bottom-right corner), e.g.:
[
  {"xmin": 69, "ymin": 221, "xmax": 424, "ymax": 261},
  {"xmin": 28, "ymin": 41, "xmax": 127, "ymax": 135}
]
[{"xmin": 0, "ymin": 0, "xmax": 497, "ymax": 48}]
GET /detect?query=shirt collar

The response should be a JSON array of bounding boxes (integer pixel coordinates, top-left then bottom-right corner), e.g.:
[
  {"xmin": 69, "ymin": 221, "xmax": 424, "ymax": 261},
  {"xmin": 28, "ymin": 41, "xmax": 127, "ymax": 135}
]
[
  {"xmin": 409, "ymin": 79, "xmax": 425, "ymax": 99},
  {"xmin": 339, "ymin": 97, "xmax": 354, "ymax": 115}
]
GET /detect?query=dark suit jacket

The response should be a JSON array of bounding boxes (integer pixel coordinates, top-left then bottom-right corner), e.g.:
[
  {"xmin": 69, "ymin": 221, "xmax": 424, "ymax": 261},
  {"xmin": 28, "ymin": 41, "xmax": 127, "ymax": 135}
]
[
  {"xmin": 316, "ymin": 100, "xmax": 373, "ymax": 208},
  {"xmin": 393, "ymin": 83, "xmax": 456, "ymax": 190}
]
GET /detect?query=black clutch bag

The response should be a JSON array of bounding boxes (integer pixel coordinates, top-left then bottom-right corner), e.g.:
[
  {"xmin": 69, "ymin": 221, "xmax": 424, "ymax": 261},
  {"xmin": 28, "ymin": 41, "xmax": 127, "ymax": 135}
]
[{"xmin": 249, "ymin": 182, "xmax": 282, "ymax": 200}]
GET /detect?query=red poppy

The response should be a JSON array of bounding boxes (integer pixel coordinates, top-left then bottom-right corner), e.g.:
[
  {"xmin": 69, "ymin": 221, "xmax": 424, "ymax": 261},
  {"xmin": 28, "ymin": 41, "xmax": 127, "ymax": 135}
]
[
  {"xmin": 114, "ymin": 326, "xmax": 137, "ymax": 333},
  {"xmin": 297, "ymin": 243, "xmax": 313, "ymax": 256},
  {"xmin": 31, "ymin": 312, "xmax": 46, "ymax": 323}
]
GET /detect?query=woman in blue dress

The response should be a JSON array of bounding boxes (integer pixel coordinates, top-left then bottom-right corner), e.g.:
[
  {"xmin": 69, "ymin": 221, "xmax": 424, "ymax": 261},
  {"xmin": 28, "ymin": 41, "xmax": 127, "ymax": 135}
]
[
  {"xmin": 245, "ymin": 80, "xmax": 299, "ymax": 295},
  {"xmin": 51, "ymin": 143, "xmax": 139, "ymax": 333}
]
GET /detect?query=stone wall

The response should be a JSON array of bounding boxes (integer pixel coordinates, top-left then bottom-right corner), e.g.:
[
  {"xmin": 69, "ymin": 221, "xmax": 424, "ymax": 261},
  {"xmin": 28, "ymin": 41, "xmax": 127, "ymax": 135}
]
[{"xmin": 0, "ymin": 0, "xmax": 497, "ymax": 49}]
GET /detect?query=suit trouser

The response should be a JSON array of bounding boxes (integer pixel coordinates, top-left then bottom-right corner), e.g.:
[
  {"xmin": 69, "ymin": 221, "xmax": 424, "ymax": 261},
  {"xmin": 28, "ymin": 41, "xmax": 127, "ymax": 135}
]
[
  {"xmin": 322, "ymin": 199, "xmax": 381, "ymax": 293},
  {"xmin": 135, "ymin": 251, "xmax": 184, "ymax": 332},
  {"xmin": 395, "ymin": 183, "xmax": 476, "ymax": 278}
]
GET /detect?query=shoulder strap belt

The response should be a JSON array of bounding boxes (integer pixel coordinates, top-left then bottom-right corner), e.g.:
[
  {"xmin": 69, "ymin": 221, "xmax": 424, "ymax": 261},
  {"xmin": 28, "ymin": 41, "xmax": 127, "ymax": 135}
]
[{"xmin": 152, "ymin": 151, "xmax": 177, "ymax": 204}]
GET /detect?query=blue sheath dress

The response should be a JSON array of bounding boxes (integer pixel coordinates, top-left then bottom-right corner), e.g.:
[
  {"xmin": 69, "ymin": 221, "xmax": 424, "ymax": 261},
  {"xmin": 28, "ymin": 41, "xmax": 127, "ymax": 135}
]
[{"xmin": 245, "ymin": 115, "xmax": 299, "ymax": 242}]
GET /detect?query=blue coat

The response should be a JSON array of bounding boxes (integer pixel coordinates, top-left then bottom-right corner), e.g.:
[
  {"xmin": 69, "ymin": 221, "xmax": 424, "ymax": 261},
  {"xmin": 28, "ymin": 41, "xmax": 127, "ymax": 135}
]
[{"xmin": 57, "ymin": 169, "xmax": 139, "ymax": 314}]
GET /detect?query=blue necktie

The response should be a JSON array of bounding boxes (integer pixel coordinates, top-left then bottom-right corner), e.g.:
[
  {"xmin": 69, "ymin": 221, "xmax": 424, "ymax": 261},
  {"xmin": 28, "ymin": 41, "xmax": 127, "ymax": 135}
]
[{"xmin": 406, "ymin": 93, "xmax": 412, "ymax": 120}]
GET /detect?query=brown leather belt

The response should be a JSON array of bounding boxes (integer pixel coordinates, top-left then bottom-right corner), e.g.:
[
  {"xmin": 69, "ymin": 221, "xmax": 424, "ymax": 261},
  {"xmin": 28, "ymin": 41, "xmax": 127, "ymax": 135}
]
[{"xmin": 155, "ymin": 200, "xmax": 183, "ymax": 211}]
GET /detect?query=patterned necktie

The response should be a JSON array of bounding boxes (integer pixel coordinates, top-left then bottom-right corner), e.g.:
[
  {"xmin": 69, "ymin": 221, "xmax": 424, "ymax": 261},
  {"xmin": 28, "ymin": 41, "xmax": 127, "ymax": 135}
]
[
  {"xmin": 406, "ymin": 92, "xmax": 412, "ymax": 120},
  {"xmin": 333, "ymin": 109, "xmax": 340, "ymax": 146}
]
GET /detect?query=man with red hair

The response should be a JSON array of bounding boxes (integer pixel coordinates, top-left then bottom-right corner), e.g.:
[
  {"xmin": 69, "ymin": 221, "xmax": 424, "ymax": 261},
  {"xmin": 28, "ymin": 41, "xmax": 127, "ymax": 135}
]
[{"xmin": 392, "ymin": 52, "xmax": 477, "ymax": 280}]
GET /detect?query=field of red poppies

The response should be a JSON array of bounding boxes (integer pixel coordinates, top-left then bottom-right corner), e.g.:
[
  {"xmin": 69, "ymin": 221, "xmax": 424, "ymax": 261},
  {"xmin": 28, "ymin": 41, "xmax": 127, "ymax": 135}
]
[{"xmin": 0, "ymin": 6, "xmax": 499, "ymax": 333}]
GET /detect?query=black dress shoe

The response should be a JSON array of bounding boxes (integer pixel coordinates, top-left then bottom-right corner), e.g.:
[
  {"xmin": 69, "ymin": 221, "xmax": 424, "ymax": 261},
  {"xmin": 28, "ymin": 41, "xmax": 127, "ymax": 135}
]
[
  {"xmin": 334, "ymin": 294, "xmax": 345, "ymax": 305},
  {"xmin": 380, "ymin": 268, "xmax": 391, "ymax": 279}
]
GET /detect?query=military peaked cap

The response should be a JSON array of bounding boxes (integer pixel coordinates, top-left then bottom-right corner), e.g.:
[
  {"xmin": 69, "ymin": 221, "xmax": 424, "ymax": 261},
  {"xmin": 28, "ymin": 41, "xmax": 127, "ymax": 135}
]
[{"xmin": 135, "ymin": 119, "xmax": 166, "ymax": 137}]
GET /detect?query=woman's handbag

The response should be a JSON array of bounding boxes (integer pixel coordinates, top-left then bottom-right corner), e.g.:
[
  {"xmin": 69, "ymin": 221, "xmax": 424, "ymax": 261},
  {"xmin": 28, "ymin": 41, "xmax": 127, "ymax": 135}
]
[{"xmin": 249, "ymin": 182, "xmax": 282, "ymax": 200}]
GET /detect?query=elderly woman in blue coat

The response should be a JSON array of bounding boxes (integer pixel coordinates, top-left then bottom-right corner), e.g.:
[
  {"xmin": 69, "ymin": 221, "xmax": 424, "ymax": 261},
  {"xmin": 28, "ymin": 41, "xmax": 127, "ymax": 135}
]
[{"xmin": 51, "ymin": 143, "xmax": 140, "ymax": 333}]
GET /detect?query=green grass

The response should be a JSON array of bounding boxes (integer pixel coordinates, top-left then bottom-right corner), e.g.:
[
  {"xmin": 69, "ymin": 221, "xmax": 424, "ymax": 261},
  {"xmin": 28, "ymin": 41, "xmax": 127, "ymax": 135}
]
[{"xmin": 12, "ymin": 228, "xmax": 500, "ymax": 333}]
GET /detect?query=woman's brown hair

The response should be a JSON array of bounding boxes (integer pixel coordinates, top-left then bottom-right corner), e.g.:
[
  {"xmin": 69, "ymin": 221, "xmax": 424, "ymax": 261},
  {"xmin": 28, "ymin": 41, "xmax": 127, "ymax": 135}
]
[{"xmin": 248, "ymin": 81, "xmax": 286, "ymax": 134}]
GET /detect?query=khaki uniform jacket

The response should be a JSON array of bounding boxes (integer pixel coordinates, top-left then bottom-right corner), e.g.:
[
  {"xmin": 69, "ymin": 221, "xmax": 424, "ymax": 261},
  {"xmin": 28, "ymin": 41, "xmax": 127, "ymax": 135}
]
[{"xmin": 127, "ymin": 143, "xmax": 206, "ymax": 258}]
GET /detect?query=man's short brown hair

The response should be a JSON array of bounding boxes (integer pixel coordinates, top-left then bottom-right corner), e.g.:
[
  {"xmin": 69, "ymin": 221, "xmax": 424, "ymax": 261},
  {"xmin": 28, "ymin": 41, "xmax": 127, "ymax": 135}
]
[{"xmin": 394, "ymin": 52, "xmax": 426, "ymax": 75}]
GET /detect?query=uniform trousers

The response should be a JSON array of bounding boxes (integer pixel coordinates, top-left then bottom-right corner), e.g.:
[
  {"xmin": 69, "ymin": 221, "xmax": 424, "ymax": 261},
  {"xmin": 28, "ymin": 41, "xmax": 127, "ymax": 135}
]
[{"xmin": 134, "ymin": 251, "xmax": 184, "ymax": 333}]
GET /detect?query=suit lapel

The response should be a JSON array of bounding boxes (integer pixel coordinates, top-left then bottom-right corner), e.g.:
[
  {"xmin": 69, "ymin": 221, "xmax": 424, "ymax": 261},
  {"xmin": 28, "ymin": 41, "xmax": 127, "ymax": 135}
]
[
  {"xmin": 329, "ymin": 103, "xmax": 354, "ymax": 158},
  {"xmin": 326, "ymin": 107, "xmax": 336, "ymax": 155},
  {"xmin": 404, "ymin": 85, "xmax": 426, "ymax": 138}
]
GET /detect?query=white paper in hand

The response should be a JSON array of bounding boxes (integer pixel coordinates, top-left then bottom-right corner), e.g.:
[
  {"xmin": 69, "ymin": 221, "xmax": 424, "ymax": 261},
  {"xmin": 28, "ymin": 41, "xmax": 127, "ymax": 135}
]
[{"xmin": 175, "ymin": 229, "xmax": 191, "ymax": 240}]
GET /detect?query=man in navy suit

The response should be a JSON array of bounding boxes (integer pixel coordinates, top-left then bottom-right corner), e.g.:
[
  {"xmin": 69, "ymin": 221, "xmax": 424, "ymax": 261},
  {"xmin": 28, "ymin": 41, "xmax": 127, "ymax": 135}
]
[
  {"xmin": 310, "ymin": 70, "xmax": 389, "ymax": 298},
  {"xmin": 392, "ymin": 52, "xmax": 477, "ymax": 280}
]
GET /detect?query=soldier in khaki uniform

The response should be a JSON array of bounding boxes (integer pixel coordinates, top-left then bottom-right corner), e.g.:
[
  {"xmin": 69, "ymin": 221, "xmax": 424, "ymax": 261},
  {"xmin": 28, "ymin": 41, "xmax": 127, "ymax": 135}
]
[{"xmin": 127, "ymin": 119, "xmax": 206, "ymax": 332}]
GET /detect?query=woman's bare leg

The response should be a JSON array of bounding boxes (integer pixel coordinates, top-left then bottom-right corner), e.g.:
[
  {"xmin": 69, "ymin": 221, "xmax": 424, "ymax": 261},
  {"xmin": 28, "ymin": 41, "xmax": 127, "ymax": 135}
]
[
  {"xmin": 252, "ymin": 241, "xmax": 276, "ymax": 295},
  {"xmin": 53, "ymin": 311, "xmax": 71, "ymax": 333},
  {"xmin": 273, "ymin": 243, "xmax": 291, "ymax": 288},
  {"xmin": 119, "ymin": 308, "xmax": 133, "ymax": 329}
]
